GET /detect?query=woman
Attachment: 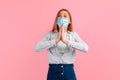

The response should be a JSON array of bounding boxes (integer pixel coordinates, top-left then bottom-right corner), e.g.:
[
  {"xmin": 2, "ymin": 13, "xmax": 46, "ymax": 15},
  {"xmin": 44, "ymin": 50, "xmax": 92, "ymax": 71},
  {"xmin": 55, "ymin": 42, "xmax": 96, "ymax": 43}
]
[{"xmin": 34, "ymin": 8, "xmax": 89, "ymax": 80}]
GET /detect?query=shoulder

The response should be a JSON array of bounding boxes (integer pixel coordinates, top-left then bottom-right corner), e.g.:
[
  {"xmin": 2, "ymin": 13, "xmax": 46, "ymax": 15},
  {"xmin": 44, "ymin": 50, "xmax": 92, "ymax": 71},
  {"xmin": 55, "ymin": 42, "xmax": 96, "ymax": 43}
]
[
  {"xmin": 44, "ymin": 30, "xmax": 56, "ymax": 38},
  {"xmin": 69, "ymin": 31, "xmax": 78, "ymax": 36},
  {"xmin": 69, "ymin": 31, "xmax": 82, "ymax": 40},
  {"xmin": 43, "ymin": 31, "xmax": 52, "ymax": 38},
  {"xmin": 45, "ymin": 31, "xmax": 53, "ymax": 35}
]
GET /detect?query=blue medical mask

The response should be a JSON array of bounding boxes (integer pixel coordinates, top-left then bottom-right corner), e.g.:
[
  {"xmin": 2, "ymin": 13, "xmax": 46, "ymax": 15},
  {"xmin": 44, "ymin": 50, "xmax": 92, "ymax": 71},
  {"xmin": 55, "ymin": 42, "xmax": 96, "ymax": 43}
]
[{"xmin": 57, "ymin": 17, "xmax": 69, "ymax": 28}]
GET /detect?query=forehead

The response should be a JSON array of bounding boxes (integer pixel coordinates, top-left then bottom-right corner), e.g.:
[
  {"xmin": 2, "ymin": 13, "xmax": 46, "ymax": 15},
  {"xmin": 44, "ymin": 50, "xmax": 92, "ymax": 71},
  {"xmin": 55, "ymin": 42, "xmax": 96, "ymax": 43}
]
[{"xmin": 59, "ymin": 11, "xmax": 69, "ymax": 15}]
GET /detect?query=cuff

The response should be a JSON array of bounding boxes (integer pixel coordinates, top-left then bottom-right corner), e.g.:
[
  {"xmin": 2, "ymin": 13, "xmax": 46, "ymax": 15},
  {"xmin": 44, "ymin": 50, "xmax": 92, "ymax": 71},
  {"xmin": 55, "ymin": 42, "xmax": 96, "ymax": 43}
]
[
  {"xmin": 51, "ymin": 39, "xmax": 57, "ymax": 47},
  {"xmin": 66, "ymin": 40, "xmax": 73, "ymax": 48}
]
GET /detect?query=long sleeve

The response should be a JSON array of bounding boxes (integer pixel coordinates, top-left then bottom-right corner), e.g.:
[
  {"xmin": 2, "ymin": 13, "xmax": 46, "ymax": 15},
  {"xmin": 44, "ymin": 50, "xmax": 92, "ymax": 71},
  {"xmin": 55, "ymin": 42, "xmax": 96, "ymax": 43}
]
[
  {"xmin": 34, "ymin": 31, "xmax": 57, "ymax": 52},
  {"xmin": 66, "ymin": 32, "xmax": 89, "ymax": 53}
]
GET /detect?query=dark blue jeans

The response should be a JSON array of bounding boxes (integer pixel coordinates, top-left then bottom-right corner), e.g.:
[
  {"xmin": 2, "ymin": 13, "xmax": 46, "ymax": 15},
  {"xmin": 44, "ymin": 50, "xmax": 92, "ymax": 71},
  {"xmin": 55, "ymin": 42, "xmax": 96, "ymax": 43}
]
[{"xmin": 47, "ymin": 64, "xmax": 77, "ymax": 80}]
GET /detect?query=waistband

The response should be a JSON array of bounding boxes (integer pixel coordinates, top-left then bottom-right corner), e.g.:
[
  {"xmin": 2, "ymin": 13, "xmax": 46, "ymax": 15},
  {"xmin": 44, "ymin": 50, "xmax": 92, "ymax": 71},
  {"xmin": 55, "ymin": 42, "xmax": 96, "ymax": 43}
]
[{"xmin": 49, "ymin": 64, "xmax": 74, "ymax": 67}]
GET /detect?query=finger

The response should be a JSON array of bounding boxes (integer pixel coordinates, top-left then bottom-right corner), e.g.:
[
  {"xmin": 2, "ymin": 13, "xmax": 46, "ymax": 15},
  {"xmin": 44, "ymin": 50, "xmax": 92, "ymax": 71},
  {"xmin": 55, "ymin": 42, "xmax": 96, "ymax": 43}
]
[
  {"xmin": 62, "ymin": 24, "xmax": 64, "ymax": 32},
  {"xmin": 59, "ymin": 26, "xmax": 62, "ymax": 32},
  {"xmin": 62, "ymin": 24, "xmax": 64, "ymax": 28},
  {"xmin": 60, "ymin": 23, "xmax": 63, "ymax": 29},
  {"xmin": 61, "ymin": 23, "xmax": 64, "ymax": 28}
]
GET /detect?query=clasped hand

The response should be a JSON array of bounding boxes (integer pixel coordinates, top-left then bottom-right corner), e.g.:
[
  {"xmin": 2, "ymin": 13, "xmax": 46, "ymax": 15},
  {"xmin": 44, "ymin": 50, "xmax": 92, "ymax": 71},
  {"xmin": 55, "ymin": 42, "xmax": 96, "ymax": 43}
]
[{"xmin": 56, "ymin": 24, "xmax": 68, "ymax": 44}]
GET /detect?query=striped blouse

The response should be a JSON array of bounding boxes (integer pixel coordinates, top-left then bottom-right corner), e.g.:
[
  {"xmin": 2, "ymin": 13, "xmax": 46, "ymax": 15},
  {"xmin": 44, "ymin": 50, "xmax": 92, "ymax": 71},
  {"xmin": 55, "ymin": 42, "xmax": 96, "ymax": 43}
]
[{"xmin": 34, "ymin": 30, "xmax": 89, "ymax": 64}]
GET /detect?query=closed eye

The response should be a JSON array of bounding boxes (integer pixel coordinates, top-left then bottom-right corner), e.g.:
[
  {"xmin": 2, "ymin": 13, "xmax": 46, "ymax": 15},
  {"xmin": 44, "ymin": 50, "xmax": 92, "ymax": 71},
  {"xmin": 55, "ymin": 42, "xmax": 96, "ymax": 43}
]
[{"xmin": 64, "ymin": 15, "xmax": 67, "ymax": 17}]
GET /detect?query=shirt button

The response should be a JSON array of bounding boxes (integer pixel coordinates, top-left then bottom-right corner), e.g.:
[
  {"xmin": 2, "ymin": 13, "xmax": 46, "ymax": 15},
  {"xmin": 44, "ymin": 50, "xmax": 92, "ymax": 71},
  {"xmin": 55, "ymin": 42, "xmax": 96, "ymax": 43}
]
[
  {"xmin": 61, "ymin": 65, "xmax": 63, "ymax": 68},
  {"xmin": 61, "ymin": 72, "xmax": 64, "ymax": 75}
]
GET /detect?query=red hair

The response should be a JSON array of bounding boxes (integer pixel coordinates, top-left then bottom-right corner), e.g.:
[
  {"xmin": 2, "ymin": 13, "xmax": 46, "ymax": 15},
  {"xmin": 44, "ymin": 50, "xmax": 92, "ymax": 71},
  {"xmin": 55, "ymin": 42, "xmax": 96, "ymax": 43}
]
[{"xmin": 51, "ymin": 8, "xmax": 73, "ymax": 33}]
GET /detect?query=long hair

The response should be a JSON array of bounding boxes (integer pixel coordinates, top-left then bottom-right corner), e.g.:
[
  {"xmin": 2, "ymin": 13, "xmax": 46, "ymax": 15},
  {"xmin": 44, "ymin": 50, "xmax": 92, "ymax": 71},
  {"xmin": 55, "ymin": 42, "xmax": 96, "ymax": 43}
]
[{"xmin": 51, "ymin": 8, "xmax": 73, "ymax": 33}]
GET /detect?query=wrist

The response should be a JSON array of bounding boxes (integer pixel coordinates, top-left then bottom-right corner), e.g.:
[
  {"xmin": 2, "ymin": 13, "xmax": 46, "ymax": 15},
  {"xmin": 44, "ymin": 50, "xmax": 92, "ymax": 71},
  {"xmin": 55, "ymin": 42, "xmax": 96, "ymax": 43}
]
[
  {"xmin": 56, "ymin": 38, "xmax": 60, "ymax": 43},
  {"xmin": 62, "ymin": 39, "xmax": 68, "ymax": 44}
]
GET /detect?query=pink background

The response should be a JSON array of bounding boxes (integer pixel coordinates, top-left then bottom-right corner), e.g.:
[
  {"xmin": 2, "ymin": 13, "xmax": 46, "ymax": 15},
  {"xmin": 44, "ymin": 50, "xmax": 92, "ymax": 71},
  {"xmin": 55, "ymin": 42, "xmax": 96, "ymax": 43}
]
[{"xmin": 0, "ymin": 0, "xmax": 120, "ymax": 80}]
